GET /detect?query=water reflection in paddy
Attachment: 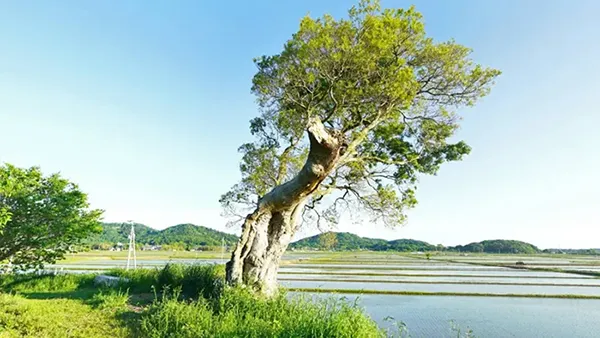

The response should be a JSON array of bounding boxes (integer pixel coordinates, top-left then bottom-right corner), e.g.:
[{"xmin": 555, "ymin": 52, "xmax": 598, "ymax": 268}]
[
  {"xmin": 282, "ymin": 280, "xmax": 600, "ymax": 296},
  {"xmin": 285, "ymin": 264, "xmax": 508, "ymax": 270},
  {"xmin": 278, "ymin": 274, "xmax": 600, "ymax": 285},
  {"xmin": 278, "ymin": 267, "xmax": 591, "ymax": 277},
  {"xmin": 291, "ymin": 293, "xmax": 600, "ymax": 338}
]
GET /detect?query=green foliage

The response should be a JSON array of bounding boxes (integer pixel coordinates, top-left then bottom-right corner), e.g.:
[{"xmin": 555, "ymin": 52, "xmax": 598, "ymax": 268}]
[
  {"xmin": 89, "ymin": 289, "xmax": 130, "ymax": 312},
  {"xmin": 85, "ymin": 222, "xmax": 159, "ymax": 245},
  {"xmin": 291, "ymin": 232, "xmax": 437, "ymax": 252},
  {"xmin": 140, "ymin": 287, "xmax": 383, "ymax": 338},
  {"xmin": 154, "ymin": 224, "xmax": 237, "ymax": 248},
  {"xmin": 86, "ymin": 222, "xmax": 238, "ymax": 249},
  {"xmin": 543, "ymin": 248, "xmax": 600, "ymax": 255},
  {"xmin": 450, "ymin": 240, "xmax": 540, "ymax": 254},
  {"xmin": 319, "ymin": 231, "xmax": 338, "ymax": 250},
  {"xmin": 222, "ymin": 0, "xmax": 500, "ymax": 229},
  {"xmin": 0, "ymin": 163, "xmax": 103, "ymax": 270},
  {"xmin": 108, "ymin": 264, "xmax": 225, "ymax": 299}
]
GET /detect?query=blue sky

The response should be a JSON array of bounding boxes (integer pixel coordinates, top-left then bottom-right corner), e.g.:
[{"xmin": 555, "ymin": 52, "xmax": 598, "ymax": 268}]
[{"xmin": 1, "ymin": 1, "xmax": 598, "ymax": 248}]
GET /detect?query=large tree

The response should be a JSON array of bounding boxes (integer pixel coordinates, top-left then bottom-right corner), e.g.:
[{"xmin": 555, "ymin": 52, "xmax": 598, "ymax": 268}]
[
  {"xmin": 0, "ymin": 164, "xmax": 103, "ymax": 270},
  {"xmin": 319, "ymin": 232, "xmax": 338, "ymax": 251},
  {"xmin": 221, "ymin": 0, "xmax": 500, "ymax": 295}
]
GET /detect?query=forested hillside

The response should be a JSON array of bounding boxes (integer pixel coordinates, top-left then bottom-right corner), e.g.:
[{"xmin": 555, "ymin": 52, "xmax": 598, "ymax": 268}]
[
  {"xmin": 85, "ymin": 223, "xmax": 239, "ymax": 249},
  {"xmin": 449, "ymin": 240, "xmax": 541, "ymax": 254},
  {"xmin": 289, "ymin": 232, "xmax": 437, "ymax": 252},
  {"xmin": 87, "ymin": 225, "xmax": 547, "ymax": 254},
  {"xmin": 290, "ymin": 233, "xmax": 543, "ymax": 254}
]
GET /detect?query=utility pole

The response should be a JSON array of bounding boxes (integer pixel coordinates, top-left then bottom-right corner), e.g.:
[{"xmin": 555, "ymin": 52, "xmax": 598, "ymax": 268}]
[{"xmin": 126, "ymin": 220, "xmax": 137, "ymax": 270}]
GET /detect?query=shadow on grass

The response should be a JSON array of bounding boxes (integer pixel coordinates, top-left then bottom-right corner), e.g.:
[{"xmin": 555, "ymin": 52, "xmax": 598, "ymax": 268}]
[
  {"xmin": 115, "ymin": 309, "xmax": 145, "ymax": 337},
  {"xmin": 13, "ymin": 286, "xmax": 150, "ymax": 337},
  {"xmin": 19, "ymin": 288, "xmax": 98, "ymax": 301}
]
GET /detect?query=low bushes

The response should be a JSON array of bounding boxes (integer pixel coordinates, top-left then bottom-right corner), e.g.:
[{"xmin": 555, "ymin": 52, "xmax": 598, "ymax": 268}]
[
  {"xmin": 140, "ymin": 287, "xmax": 384, "ymax": 338},
  {"xmin": 107, "ymin": 263, "xmax": 224, "ymax": 299},
  {"xmin": 113, "ymin": 264, "xmax": 383, "ymax": 337}
]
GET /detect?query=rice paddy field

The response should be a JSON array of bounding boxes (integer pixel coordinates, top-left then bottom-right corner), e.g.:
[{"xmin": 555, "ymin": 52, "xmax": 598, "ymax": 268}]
[{"xmin": 48, "ymin": 251, "xmax": 600, "ymax": 337}]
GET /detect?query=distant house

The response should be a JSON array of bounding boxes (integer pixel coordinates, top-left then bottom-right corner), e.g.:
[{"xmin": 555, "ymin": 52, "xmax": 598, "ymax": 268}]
[
  {"xmin": 141, "ymin": 245, "xmax": 162, "ymax": 251},
  {"xmin": 110, "ymin": 242, "xmax": 124, "ymax": 252}
]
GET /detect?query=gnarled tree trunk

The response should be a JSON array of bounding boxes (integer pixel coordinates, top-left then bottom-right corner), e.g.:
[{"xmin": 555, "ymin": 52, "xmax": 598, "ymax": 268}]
[{"xmin": 226, "ymin": 117, "xmax": 345, "ymax": 296}]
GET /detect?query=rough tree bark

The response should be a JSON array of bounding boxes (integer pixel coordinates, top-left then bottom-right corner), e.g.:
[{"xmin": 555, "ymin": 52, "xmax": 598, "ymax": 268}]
[{"xmin": 226, "ymin": 117, "xmax": 345, "ymax": 296}]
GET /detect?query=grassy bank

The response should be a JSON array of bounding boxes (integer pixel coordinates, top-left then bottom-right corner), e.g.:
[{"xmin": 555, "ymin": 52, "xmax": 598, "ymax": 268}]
[
  {"xmin": 286, "ymin": 288, "xmax": 600, "ymax": 299},
  {"xmin": 0, "ymin": 265, "xmax": 385, "ymax": 338}
]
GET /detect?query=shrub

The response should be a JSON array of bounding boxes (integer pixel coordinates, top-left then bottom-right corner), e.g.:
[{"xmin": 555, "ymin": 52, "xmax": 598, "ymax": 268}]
[
  {"xmin": 108, "ymin": 264, "xmax": 224, "ymax": 299},
  {"xmin": 140, "ymin": 287, "xmax": 383, "ymax": 338},
  {"xmin": 89, "ymin": 289, "xmax": 130, "ymax": 311},
  {"xmin": 107, "ymin": 267, "xmax": 159, "ymax": 293}
]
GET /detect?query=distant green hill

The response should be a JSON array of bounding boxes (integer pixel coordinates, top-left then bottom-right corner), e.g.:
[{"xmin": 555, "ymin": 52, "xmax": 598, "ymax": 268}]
[
  {"xmin": 544, "ymin": 248, "xmax": 600, "ymax": 255},
  {"xmin": 449, "ymin": 240, "xmax": 540, "ymax": 254},
  {"xmin": 153, "ymin": 223, "xmax": 238, "ymax": 247},
  {"xmin": 85, "ymin": 222, "xmax": 239, "ymax": 249},
  {"xmin": 289, "ymin": 233, "xmax": 542, "ymax": 253},
  {"xmin": 87, "ymin": 224, "xmax": 543, "ymax": 254},
  {"xmin": 289, "ymin": 232, "xmax": 436, "ymax": 252}
]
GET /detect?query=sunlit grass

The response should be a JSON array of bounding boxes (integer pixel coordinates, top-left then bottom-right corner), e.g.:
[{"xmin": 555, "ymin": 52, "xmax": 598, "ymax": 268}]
[
  {"xmin": 0, "ymin": 293, "xmax": 130, "ymax": 338},
  {"xmin": 0, "ymin": 264, "xmax": 386, "ymax": 337},
  {"xmin": 140, "ymin": 288, "xmax": 384, "ymax": 338}
]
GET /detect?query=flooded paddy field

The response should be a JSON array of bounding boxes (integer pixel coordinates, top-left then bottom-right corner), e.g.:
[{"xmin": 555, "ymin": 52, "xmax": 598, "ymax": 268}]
[{"xmin": 293, "ymin": 293, "xmax": 600, "ymax": 338}]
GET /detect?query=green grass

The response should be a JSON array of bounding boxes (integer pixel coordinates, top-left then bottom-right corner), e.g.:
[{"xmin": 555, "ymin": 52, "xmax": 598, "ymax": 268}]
[
  {"xmin": 286, "ymin": 287, "xmax": 600, "ymax": 299},
  {"xmin": 0, "ymin": 273, "xmax": 96, "ymax": 293},
  {"xmin": 0, "ymin": 293, "xmax": 130, "ymax": 338},
  {"xmin": 0, "ymin": 265, "xmax": 385, "ymax": 337},
  {"xmin": 140, "ymin": 288, "xmax": 384, "ymax": 338}
]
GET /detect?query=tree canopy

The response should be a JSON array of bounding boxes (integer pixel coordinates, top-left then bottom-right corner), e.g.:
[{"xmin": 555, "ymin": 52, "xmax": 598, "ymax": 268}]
[
  {"xmin": 221, "ymin": 0, "xmax": 500, "ymax": 230},
  {"xmin": 0, "ymin": 164, "xmax": 102, "ymax": 270},
  {"xmin": 451, "ymin": 240, "xmax": 540, "ymax": 254},
  {"xmin": 318, "ymin": 231, "xmax": 338, "ymax": 250}
]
